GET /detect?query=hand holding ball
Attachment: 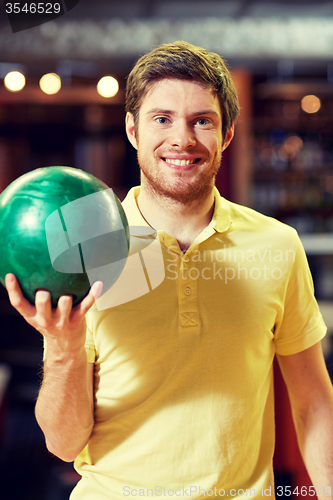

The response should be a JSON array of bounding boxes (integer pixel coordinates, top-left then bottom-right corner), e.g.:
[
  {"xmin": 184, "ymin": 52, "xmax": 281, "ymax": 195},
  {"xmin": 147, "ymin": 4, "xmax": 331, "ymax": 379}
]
[{"xmin": 0, "ymin": 166, "xmax": 129, "ymax": 307}]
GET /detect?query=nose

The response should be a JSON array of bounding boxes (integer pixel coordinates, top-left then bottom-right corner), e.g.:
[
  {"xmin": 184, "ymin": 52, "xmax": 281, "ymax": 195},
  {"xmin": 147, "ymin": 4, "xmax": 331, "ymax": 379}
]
[{"xmin": 169, "ymin": 120, "xmax": 196, "ymax": 149}]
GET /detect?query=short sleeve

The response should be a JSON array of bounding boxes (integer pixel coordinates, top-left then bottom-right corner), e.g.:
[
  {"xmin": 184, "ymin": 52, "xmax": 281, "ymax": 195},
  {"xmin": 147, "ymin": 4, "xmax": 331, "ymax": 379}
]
[{"xmin": 274, "ymin": 232, "xmax": 327, "ymax": 355}]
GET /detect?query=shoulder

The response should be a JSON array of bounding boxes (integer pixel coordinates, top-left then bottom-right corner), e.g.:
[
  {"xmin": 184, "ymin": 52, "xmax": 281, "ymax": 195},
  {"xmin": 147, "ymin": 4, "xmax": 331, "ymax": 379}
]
[{"xmin": 224, "ymin": 197, "xmax": 298, "ymax": 242}]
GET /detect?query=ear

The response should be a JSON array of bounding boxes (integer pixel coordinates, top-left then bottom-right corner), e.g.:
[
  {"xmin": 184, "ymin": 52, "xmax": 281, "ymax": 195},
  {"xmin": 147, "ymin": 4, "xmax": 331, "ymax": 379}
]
[
  {"xmin": 125, "ymin": 112, "xmax": 138, "ymax": 150},
  {"xmin": 222, "ymin": 124, "xmax": 234, "ymax": 151}
]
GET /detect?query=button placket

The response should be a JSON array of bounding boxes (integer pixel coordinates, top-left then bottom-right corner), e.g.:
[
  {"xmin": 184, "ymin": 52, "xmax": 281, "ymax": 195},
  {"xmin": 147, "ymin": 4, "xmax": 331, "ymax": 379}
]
[{"xmin": 179, "ymin": 253, "xmax": 199, "ymax": 328}]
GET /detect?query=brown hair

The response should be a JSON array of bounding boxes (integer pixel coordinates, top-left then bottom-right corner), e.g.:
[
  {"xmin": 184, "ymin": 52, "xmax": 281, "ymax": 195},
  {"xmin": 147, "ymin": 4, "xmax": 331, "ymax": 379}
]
[{"xmin": 126, "ymin": 41, "xmax": 240, "ymax": 142}]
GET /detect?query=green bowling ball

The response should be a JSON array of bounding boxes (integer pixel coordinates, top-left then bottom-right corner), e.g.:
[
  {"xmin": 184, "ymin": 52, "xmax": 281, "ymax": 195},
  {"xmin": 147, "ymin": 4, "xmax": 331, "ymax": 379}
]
[{"xmin": 0, "ymin": 166, "xmax": 129, "ymax": 307}]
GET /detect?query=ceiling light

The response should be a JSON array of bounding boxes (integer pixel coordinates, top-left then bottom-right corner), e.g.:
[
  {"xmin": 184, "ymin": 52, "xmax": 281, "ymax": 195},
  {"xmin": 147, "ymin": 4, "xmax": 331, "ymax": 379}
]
[
  {"xmin": 301, "ymin": 95, "xmax": 321, "ymax": 114},
  {"xmin": 97, "ymin": 76, "xmax": 119, "ymax": 98},
  {"xmin": 39, "ymin": 73, "xmax": 61, "ymax": 95},
  {"xmin": 4, "ymin": 71, "xmax": 25, "ymax": 92}
]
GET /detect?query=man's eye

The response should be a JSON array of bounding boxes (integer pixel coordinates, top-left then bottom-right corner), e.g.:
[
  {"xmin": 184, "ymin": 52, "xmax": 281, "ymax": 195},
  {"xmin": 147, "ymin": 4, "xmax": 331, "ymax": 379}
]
[
  {"xmin": 156, "ymin": 117, "xmax": 168, "ymax": 124},
  {"xmin": 197, "ymin": 118, "xmax": 208, "ymax": 126}
]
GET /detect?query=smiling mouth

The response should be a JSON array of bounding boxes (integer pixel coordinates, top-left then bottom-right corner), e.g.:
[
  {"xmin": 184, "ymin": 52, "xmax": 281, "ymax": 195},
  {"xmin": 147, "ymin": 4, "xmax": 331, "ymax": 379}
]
[{"xmin": 162, "ymin": 158, "xmax": 200, "ymax": 166}]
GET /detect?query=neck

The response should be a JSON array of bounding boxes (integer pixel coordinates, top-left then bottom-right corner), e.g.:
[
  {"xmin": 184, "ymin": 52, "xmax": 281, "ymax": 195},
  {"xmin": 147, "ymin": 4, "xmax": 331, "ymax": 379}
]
[{"xmin": 136, "ymin": 182, "xmax": 215, "ymax": 251}]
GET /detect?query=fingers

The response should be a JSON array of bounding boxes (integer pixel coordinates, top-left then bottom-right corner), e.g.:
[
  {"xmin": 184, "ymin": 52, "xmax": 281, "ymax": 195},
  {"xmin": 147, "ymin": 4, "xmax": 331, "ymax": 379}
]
[
  {"xmin": 5, "ymin": 273, "xmax": 35, "ymax": 317},
  {"xmin": 91, "ymin": 281, "xmax": 103, "ymax": 301},
  {"xmin": 57, "ymin": 294, "xmax": 73, "ymax": 316},
  {"xmin": 35, "ymin": 289, "xmax": 53, "ymax": 318},
  {"xmin": 76, "ymin": 281, "xmax": 103, "ymax": 317},
  {"xmin": 6, "ymin": 273, "xmax": 103, "ymax": 335}
]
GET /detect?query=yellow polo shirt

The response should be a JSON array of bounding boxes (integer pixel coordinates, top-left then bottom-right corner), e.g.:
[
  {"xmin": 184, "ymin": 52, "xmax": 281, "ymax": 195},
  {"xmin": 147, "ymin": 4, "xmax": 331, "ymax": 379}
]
[{"xmin": 71, "ymin": 187, "xmax": 326, "ymax": 499}]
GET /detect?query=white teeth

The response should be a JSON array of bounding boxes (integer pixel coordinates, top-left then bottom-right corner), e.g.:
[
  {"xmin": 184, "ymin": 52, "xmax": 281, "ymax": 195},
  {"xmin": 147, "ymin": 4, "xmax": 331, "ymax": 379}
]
[{"xmin": 164, "ymin": 158, "xmax": 196, "ymax": 166}]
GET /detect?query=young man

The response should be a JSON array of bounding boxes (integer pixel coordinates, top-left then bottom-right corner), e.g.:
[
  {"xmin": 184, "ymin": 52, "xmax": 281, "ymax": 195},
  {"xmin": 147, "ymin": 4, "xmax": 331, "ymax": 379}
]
[{"xmin": 5, "ymin": 41, "xmax": 333, "ymax": 499}]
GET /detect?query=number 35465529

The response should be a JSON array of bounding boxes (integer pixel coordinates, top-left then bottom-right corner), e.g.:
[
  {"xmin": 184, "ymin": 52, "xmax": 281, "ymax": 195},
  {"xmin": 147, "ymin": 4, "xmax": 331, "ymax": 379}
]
[{"xmin": 5, "ymin": 3, "xmax": 61, "ymax": 14}]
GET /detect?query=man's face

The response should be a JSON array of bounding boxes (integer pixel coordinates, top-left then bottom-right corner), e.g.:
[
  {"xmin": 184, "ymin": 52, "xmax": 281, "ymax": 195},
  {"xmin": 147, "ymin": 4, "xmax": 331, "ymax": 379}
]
[{"xmin": 126, "ymin": 78, "xmax": 234, "ymax": 204}]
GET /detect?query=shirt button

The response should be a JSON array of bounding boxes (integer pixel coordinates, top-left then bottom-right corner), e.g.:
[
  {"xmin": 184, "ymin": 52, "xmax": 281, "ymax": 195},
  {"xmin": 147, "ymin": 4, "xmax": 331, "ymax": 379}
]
[{"xmin": 184, "ymin": 287, "xmax": 191, "ymax": 296}]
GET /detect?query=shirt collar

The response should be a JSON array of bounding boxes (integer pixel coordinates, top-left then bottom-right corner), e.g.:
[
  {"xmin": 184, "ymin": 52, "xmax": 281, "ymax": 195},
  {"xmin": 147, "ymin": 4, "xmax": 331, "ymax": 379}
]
[
  {"xmin": 209, "ymin": 186, "xmax": 232, "ymax": 233},
  {"xmin": 121, "ymin": 187, "xmax": 157, "ymax": 244},
  {"xmin": 121, "ymin": 185, "xmax": 232, "ymax": 236}
]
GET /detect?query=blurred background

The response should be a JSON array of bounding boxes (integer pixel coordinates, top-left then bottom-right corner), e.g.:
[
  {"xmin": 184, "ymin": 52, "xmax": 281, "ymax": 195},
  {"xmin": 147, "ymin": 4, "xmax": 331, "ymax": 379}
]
[{"xmin": 0, "ymin": 0, "xmax": 333, "ymax": 498}]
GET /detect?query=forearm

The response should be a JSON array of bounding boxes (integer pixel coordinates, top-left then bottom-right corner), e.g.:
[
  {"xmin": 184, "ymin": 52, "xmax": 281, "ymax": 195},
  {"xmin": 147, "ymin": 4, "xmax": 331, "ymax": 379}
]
[
  {"xmin": 5, "ymin": 275, "xmax": 101, "ymax": 462},
  {"xmin": 277, "ymin": 345, "xmax": 333, "ymax": 497},
  {"xmin": 35, "ymin": 345, "xmax": 94, "ymax": 462},
  {"xmin": 293, "ymin": 402, "xmax": 333, "ymax": 496}
]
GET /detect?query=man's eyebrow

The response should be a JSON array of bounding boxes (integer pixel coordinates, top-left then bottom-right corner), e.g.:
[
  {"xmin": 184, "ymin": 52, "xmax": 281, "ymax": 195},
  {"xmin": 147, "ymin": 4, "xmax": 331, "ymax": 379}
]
[
  {"xmin": 193, "ymin": 110, "xmax": 220, "ymax": 117},
  {"xmin": 146, "ymin": 108, "xmax": 174, "ymax": 115},
  {"xmin": 146, "ymin": 108, "xmax": 220, "ymax": 117}
]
